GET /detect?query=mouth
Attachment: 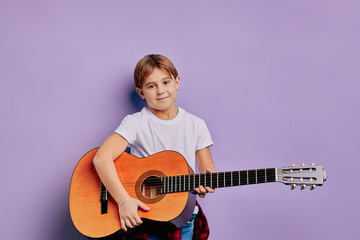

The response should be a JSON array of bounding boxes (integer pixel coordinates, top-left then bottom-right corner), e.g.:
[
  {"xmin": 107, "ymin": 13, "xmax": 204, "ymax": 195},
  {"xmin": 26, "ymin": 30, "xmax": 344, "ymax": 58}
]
[{"xmin": 156, "ymin": 96, "xmax": 169, "ymax": 101}]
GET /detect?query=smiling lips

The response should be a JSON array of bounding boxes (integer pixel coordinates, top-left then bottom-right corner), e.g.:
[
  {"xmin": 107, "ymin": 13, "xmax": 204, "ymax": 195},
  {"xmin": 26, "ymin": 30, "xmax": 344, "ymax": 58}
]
[{"xmin": 156, "ymin": 96, "xmax": 169, "ymax": 101}]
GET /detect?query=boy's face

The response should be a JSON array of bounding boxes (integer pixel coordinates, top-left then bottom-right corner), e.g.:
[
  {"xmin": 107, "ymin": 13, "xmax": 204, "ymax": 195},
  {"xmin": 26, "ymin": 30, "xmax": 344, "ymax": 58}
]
[{"xmin": 136, "ymin": 67, "xmax": 180, "ymax": 113}]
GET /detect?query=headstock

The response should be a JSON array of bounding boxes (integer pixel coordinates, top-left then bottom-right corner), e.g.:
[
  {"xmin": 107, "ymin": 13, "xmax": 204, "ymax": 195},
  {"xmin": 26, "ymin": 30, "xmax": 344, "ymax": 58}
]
[{"xmin": 277, "ymin": 164, "xmax": 327, "ymax": 190}]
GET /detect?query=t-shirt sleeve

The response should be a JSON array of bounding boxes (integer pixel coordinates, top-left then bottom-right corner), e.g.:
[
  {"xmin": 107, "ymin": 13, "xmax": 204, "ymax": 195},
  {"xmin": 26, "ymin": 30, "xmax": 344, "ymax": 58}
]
[
  {"xmin": 114, "ymin": 115, "xmax": 136, "ymax": 146},
  {"xmin": 196, "ymin": 120, "xmax": 213, "ymax": 151}
]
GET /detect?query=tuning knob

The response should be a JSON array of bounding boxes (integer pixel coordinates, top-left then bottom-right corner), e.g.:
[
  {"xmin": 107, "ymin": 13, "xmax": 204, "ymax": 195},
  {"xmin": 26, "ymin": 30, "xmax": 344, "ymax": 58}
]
[
  {"xmin": 310, "ymin": 185, "xmax": 316, "ymax": 191},
  {"xmin": 290, "ymin": 184, "xmax": 296, "ymax": 190},
  {"xmin": 300, "ymin": 184, "xmax": 306, "ymax": 190}
]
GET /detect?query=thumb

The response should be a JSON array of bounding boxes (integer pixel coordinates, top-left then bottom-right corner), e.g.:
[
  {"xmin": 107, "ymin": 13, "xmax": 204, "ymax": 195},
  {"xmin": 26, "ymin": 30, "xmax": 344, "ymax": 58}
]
[
  {"xmin": 206, "ymin": 168, "xmax": 213, "ymax": 173},
  {"xmin": 137, "ymin": 200, "xmax": 150, "ymax": 211}
]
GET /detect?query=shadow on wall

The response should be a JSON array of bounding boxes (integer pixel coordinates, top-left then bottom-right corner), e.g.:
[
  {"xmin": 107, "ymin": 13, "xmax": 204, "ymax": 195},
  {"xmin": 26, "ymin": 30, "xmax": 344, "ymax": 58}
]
[
  {"xmin": 55, "ymin": 203, "xmax": 87, "ymax": 240},
  {"xmin": 53, "ymin": 86, "xmax": 145, "ymax": 240},
  {"xmin": 129, "ymin": 88, "xmax": 146, "ymax": 112}
]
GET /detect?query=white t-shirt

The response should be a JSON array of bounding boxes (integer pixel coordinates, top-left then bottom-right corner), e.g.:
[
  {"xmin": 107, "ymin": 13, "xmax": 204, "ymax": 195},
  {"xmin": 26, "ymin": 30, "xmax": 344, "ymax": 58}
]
[{"xmin": 115, "ymin": 107, "xmax": 213, "ymax": 171}]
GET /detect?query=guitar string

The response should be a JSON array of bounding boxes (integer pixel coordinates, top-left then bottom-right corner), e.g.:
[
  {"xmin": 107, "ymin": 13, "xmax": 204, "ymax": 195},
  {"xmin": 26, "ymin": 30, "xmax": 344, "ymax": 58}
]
[
  {"xmin": 116, "ymin": 171, "xmax": 275, "ymax": 186},
  {"xmin": 118, "ymin": 175, "xmax": 273, "ymax": 186},
  {"xmin": 118, "ymin": 174, "xmax": 275, "ymax": 190},
  {"xmin": 117, "ymin": 172, "xmax": 275, "ymax": 185}
]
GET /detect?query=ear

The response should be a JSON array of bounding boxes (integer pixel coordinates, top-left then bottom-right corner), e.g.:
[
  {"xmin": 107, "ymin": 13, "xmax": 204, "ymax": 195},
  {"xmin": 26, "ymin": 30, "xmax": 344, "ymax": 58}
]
[
  {"xmin": 175, "ymin": 76, "xmax": 180, "ymax": 90},
  {"xmin": 136, "ymin": 87, "xmax": 145, "ymax": 99}
]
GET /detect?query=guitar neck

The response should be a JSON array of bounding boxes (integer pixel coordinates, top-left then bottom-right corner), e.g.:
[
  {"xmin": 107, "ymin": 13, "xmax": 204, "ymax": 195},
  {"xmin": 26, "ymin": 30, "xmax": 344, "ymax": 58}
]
[{"xmin": 161, "ymin": 168, "xmax": 277, "ymax": 194}]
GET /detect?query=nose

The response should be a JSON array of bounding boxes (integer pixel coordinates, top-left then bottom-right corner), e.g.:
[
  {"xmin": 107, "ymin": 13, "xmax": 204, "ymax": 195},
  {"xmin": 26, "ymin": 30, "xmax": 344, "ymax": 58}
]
[{"xmin": 156, "ymin": 85, "xmax": 165, "ymax": 95}]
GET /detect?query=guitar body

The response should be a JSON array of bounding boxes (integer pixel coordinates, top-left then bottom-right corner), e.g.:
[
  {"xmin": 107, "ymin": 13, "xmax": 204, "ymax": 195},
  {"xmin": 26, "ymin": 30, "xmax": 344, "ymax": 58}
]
[{"xmin": 69, "ymin": 148, "xmax": 196, "ymax": 238}]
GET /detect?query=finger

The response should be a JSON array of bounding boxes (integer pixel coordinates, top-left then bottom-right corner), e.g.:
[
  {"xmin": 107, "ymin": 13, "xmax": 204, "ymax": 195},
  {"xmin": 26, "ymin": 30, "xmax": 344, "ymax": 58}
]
[
  {"xmin": 130, "ymin": 218, "xmax": 140, "ymax": 226},
  {"xmin": 121, "ymin": 219, "xmax": 127, "ymax": 232},
  {"xmin": 134, "ymin": 215, "xmax": 143, "ymax": 225},
  {"xmin": 205, "ymin": 186, "xmax": 215, "ymax": 193},
  {"xmin": 137, "ymin": 200, "xmax": 150, "ymax": 211},
  {"xmin": 125, "ymin": 219, "xmax": 134, "ymax": 229},
  {"xmin": 198, "ymin": 185, "xmax": 206, "ymax": 194},
  {"xmin": 199, "ymin": 193, "xmax": 206, "ymax": 198}
]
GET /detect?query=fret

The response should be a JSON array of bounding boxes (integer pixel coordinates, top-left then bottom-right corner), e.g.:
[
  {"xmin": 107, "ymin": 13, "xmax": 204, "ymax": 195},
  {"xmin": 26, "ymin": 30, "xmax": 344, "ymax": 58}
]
[
  {"xmin": 167, "ymin": 176, "xmax": 169, "ymax": 193},
  {"xmin": 266, "ymin": 168, "xmax": 276, "ymax": 182},
  {"xmin": 164, "ymin": 176, "xmax": 167, "ymax": 193},
  {"xmin": 190, "ymin": 174, "xmax": 193, "ymax": 191},
  {"xmin": 168, "ymin": 176, "xmax": 171, "ymax": 193},
  {"xmin": 218, "ymin": 172, "xmax": 225, "ymax": 188},
  {"xmin": 265, "ymin": 169, "xmax": 267, "ymax": 182},
  {"xmin": 212, "ymin": 172, "xmax": 218, "ymax": 188},
  {"xmin": 177, "ymin": 175, "xmax": 179, "ymax": 192},
  {"xmin": 247, "ymin": 170, "xmax": 249, "ymax": 185},
  {"xmin": 232, "ymin": 171, "xmax": 240, "ymax": 186},
  {"xmin": 185, "ymin": 175, "xmax": 190, "ymax": 191},
  {"xmin": 255, "ymin": 169, "xmax": 257, "ymax": 184},
  {"xmin": 240, "ymin": 171, "xmax": 247, "ymax": 185},
  {"xmin": 194, "ymin": 174, "xmax": 199, "ymax": 189},
  {"xmin": 248, "ymin": 170, "xmax": 256, "ymax": 184},
  {"xmin": 257, "ymin": 169, "xmax": 266, "ymax": 184},
  {"xmin": 174, "ymin": 175, "xmax": 177, "ymax": 192},
  {"xmin": 161, "ymin": 176, "xmax": 164, "ymax": 194},
  {"xmin": 224, "ymin": 172, "xmax": 226, "ymax": 187},
  {"xmin": 225, "ymin": 172, "xmax": 232, "ymax": 187},
  {"xmin": 182, "ymin": 175, "xmax": 185, "ymax": 191},
  {"xmin": 210, "ymin": 173, "xmax": 212, "ymax": 188},
  {"xmin": 206, "ymin": 173, "xmax": 211, "ymax": 188},
  {"xmin": 200, "ymin": 174, "xmax": 205, "ymax": 187},
  {"xmin": 171, "ymin": 176, "xmax": 174, "ymax": 193}
]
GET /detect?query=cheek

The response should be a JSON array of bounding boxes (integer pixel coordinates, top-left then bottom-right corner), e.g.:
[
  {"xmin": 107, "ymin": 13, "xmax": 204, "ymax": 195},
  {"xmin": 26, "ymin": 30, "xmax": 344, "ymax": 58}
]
[{"xmin": 143, "ymin": 90, "xmax": 155, "ymax": 99}]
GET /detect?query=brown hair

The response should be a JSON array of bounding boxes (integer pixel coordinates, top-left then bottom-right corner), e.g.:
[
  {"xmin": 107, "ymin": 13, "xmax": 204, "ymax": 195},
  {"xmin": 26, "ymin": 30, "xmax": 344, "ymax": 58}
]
[{"xmin": 134, "ymin": 54, "xmax": 178, "ymax": 88}]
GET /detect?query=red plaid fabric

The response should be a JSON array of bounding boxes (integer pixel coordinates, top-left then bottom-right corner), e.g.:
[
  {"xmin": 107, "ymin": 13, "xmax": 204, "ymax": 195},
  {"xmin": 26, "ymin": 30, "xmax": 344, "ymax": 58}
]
[{"xmin": 104, "ymin": 202, "xmax": 209, "ymax": 240}]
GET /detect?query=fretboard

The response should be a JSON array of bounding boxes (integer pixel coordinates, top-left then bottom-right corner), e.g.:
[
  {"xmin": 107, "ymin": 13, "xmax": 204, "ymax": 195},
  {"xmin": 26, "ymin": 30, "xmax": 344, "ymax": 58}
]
[{"xmin": 160, "ymin": 168, "xmax": 276, "ymax": 194}]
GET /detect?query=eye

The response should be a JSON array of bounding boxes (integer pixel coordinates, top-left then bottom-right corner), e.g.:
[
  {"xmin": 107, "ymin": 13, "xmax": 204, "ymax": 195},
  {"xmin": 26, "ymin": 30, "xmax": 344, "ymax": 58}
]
[{"xmin": 147, "ymin": 84, "xmax": 155, "ymax": 89}]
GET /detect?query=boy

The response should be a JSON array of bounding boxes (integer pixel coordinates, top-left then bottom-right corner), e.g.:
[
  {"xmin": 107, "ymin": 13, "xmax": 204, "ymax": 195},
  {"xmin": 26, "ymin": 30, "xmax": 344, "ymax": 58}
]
[{"xmin": 93, "ymin": 54, "xmax": 217, "ymax": 239}]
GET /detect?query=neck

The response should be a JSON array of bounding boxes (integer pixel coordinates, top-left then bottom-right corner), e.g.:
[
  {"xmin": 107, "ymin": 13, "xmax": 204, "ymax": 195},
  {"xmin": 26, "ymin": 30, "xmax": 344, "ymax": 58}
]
[
  {"xmin": 161, "ymin": 168, "xmax": 277, "ymax": 194},
  {"xmin": 149, "ymin": 106, "xmax": 179, "ymax": 120}
]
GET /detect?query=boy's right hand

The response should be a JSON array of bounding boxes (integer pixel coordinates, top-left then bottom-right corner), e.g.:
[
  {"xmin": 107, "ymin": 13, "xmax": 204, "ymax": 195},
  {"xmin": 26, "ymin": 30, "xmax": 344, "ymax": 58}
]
[{"xmin": 118, "ymin": 197, "xmax": 150, "ymax": 231}]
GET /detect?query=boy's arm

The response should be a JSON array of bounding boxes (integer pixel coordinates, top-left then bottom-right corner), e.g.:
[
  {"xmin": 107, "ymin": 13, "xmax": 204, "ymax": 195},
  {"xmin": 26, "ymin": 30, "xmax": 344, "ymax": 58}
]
[
  {"xmin": 93, "ymin": 133, "xmax": 149, "ymax": 231},
  {"xmin": 195, "ymin": 147, "xmax": 217, "ymax": 198}
]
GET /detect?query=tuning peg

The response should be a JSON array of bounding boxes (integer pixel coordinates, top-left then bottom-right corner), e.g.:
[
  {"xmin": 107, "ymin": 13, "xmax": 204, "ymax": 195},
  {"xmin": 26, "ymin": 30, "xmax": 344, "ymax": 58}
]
[
  {"xmin": 290, "ymin": 184, "xmax": 296, "ymax": 190},
  {"xmin": 310, "ymin": 185, "xmax": 316, "ymax": 191},
  {"xmin": 310, "ymin": 163, "xmax": 315, "ymax": 166},
  {"xmin": 300, "ymin": 184, "xmax": 306, "ymax": 190}
]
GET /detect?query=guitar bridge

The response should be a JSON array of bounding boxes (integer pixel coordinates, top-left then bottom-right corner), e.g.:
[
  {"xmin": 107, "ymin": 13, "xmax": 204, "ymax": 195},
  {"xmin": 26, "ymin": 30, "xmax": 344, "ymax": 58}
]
[{"xmin": 100, "ymin": 182, "xmax": 108, "ymax": 214}]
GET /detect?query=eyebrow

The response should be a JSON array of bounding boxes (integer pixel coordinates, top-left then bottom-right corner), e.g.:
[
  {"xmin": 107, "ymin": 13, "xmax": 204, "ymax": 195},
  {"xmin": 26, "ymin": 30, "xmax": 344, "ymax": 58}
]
[{"xmin": 144, "ymin": 77, "xmax": 173, "ymax": 87}]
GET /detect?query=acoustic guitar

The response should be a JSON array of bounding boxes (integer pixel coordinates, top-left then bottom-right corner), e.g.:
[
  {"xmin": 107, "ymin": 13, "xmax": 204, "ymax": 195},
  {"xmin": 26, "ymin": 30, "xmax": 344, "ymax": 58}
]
[{"xmin": 69, "ymin": 148, "xmax": 327, "ymax": 238}]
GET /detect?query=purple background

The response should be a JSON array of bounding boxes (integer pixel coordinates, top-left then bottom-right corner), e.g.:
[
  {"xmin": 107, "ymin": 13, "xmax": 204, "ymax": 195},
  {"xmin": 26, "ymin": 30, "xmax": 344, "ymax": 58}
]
[{"xmin": 1, "ymin": 1, "xmax": 359, "ymax": 239}]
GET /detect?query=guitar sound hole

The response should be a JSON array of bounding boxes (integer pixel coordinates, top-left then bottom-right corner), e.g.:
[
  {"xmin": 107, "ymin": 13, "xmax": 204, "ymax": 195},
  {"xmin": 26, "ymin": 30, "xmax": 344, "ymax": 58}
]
[{"xmin": 141, "ymin": 176, "xmax": 162, "ymax": 199}]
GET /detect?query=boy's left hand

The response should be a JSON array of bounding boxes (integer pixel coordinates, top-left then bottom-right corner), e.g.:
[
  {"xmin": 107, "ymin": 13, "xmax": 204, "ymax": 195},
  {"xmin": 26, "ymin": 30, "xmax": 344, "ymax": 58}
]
[{"xmin": 195, "ymin": 169, "xmax": 216, "ymax": 198}]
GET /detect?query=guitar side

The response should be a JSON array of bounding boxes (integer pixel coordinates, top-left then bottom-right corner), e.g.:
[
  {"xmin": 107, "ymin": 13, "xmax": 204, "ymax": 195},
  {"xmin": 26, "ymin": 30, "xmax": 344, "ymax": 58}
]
[{"xmin": 69, "ymin": 148, "xmax": 194, "ymax": 238}]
